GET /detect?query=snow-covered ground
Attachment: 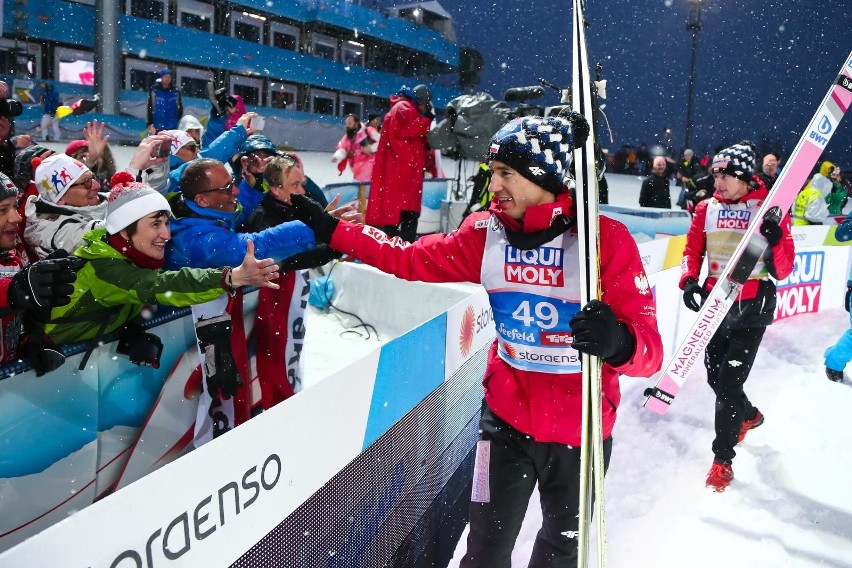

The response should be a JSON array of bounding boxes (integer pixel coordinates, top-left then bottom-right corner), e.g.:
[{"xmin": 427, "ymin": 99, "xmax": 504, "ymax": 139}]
[
  {"xmin": 448, "ymin": 309, "xmax": 852, "ymax": 568},
  {"xmin": 40, "ymin": 140, "xmax": 852, "ymax": 566}
]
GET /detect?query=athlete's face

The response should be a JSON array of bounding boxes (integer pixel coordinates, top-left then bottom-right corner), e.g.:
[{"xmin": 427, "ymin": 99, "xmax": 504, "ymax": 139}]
[
  {"xmin": 488, "ymin": 161, "xmax": 555, "ymax": 220},
  {"xmin": 714, "ymin": 172, "xmax": 749, "ymax": 202}
]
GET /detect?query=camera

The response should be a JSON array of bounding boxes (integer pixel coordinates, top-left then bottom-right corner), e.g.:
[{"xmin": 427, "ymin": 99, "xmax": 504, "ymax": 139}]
[{"xmin": 0, "ymin": 98, "xmax": 23, "ymax": 118}]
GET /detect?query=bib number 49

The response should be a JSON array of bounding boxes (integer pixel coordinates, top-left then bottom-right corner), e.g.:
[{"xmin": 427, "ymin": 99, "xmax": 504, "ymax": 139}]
[{"xmin": 512, "ymin": 300, "xmax": 558, "ymax": 329}]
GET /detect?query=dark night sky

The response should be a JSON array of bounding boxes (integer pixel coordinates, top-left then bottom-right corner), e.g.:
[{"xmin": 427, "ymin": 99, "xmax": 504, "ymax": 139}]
[{"xmin": 396, "ymin": 0, "xmax": 852, "ymax": 163}]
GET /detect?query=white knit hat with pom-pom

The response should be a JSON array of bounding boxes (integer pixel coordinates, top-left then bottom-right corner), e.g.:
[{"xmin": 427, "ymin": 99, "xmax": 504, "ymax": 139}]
[{"xmin": 106, "ymin": 172, "xmax": 171, "ymax": 234}]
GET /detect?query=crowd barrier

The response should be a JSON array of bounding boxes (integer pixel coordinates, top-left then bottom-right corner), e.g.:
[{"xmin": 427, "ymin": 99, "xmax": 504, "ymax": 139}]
[{"xmin": 0, "ymin": 221, "xmax": 850, "ymax": 566}]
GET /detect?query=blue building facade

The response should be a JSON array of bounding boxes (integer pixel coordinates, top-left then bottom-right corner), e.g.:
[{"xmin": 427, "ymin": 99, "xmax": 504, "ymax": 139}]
[{"xmin": 1, "ymin": 0, "xmax": 463, "ymax": 148}]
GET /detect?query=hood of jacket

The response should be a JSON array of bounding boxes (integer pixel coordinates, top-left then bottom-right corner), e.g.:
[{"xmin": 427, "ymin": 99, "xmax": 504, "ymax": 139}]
[{"xmin": 76, "ymin": 228, "xmax": 125, "ymax": 261}]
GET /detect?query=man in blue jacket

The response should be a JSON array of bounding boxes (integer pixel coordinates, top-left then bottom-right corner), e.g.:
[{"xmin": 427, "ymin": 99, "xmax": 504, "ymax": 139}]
[
  {"xmin": 147, "ymin": 69, "xmax": 183, "ymax": 133},
  {"xmin": 165, "ymin": 158, "xmax": 317, "ymax": 270}
]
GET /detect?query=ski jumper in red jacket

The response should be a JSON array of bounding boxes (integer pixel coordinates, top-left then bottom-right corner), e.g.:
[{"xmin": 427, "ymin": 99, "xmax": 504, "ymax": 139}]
[
  {"xmin": 321, "ymin": 115, "xmax": 662, "ymax": 566},
  {"xmin": 680, "ymin": 142, "xmax": 794, "ymax": 492}
]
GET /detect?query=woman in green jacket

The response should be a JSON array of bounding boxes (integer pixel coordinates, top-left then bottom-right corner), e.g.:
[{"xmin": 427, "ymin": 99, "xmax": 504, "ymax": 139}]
[{"xmin": 46, "ymin": 172, "xmax": 279, "ymax": 345}]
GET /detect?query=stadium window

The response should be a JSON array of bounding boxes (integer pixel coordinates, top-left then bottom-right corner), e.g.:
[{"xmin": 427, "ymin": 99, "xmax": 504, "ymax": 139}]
[
  {"xmin": 311, "ymin": 34, "xmax": 337, "ymax": 61},
  {"xmin": 270, "ymin": 22, "xmax": 300, "ymax": 51},
  {"xmin": 230, "ymin": 74, "xmax": 263, "ymax": 106},
  {"xmin": 177, "ymin": 66, "xmax": 213, "ymax": 99},
  {"xmin": 269, "ymin": 82, "xmax": 298, "ymax": 110},
  {"xmin": 310, "ymin": 89, "xmax": 336, "ymax": 115},
  {"xmin": 177, "ymin": 0, "xmax": 214, "ymax": 33},
  {"xmin": 341, "ymin": 40, "xmax": 365, "ymax": 67},
  {"xmin": 128, "ymin": 0, "xmax": 166, "ymax": 22},
  {"xmin": 339, "ymin": 95, "xmax": 363, "ymax": 118},
  {"xmin": 231, "ymin": 11, "xmax": 265, "ymax": 43},
  {"xmin": 125, "ymin": 58, "xmax": 164, "ymax": 92}
]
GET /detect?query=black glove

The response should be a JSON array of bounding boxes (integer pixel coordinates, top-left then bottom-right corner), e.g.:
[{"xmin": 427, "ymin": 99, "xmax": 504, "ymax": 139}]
[
  {"xmin": 278, "ymin": 246, "xmax": 343, "ymax": 272},
  {"xmin": 845, "ymin": 286, "xmax": 851, "ymax": 313},
  {"xmin": 569, "ymin": 299, "xmax": 635, "ymax": 366},
  {"xmin": 290, "ymin": 193, "xmax": 340, "ymax": 245},
  {"xmin": 196, "ymin": 314, "xmax": 242, "ymax": 400},
  {"xmin": 209, "ymin": 83, "xmax": 237, "ymax": 117},
  {"xmin": 505, "ymin": 215, "xmax": 574, "ymax": 250},
  {"xmin": 19, "ymin": 336, "xmax": 66, "ymax": 377},
  {"xmin": 116, "ymin": 323, "xmax": 164, "ymax": 368},
  {"xmin": 682, "ymin": 278, "xmax": 708, "ymax": 312},
  {"xmin": 759, "ymin": 216, "xmax": 783, "ymax": 247},
  {"xmin": 557, "ymin": 109, "xmax": 590, "ymax": 148},
  {"xmin": 7, "ymin": 251, "xmax": 85, "ymax": 311}
]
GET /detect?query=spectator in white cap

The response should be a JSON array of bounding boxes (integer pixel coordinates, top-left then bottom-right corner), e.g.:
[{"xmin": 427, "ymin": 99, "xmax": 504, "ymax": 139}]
[
  {"xmin": 24, "ymin": 153, "xmax": 107, "ymax": 259},
  {"xmin": 43, "ymin": 171, "xmax": 282, "ymax": 374}
]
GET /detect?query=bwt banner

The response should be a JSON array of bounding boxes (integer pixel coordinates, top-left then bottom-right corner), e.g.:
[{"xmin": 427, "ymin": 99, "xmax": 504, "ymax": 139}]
[{"xmin": 775, "ymin": 251, "xmax": 825, "ymax": 320}]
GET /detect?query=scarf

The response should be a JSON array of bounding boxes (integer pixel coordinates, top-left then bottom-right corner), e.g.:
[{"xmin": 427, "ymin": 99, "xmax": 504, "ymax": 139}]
[{"xmin": 107, "ymin": 233, "xmax": 165, "ymax": 270}]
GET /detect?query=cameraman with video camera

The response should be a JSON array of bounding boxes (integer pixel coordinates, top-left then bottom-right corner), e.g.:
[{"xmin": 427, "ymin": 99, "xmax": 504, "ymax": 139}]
[{"xmin": 0, "ymin": 81, "xmax": 25, "ymax": 178}]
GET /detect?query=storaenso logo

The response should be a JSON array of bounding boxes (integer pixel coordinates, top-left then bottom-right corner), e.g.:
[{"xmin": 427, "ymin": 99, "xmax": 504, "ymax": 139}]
[{"xmin": 107, "ymin": 454, "xmax": 282, "ymax": 568}]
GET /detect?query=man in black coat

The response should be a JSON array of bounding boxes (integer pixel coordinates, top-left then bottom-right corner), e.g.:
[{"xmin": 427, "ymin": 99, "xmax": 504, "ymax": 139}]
[{"xmin": 639, "ymin": 156, "xmax": 672, "ymax": 208}]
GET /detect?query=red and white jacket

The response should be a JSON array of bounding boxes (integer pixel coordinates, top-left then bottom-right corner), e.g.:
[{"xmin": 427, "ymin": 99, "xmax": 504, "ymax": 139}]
[
  {"xmin": 333, "ymin": 125, "xmax": 380, "ymax": 182},
  {"xmin": 680, "ymin": 181, "xmax": 795, "ymax": 298},
  {"xmin": 0, "ymin": 241, "xmax": 28, "ymax": 365},
  {"xmin": 330, "ymin": 194, "xmax": 663, "ymax": 446}
]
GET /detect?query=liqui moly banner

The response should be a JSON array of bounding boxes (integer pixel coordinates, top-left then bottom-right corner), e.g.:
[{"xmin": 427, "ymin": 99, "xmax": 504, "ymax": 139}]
[{"xmin": 775, "ymin": 251, "xmax": 825, "ymax": 320}]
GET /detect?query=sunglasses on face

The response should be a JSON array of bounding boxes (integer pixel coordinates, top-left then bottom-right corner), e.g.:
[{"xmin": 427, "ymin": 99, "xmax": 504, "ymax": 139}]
[
  {"xmin": 200, "ymin": 176, "xmax": 236, "ymax": 195},
  {"xmin": 72, "ymin": 177, "xmax": 95, "ymax": 189}
]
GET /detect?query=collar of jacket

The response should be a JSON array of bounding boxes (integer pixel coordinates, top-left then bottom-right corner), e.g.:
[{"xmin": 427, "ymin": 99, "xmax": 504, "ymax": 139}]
[
  {"xmin": 181, "ymin": 196, "xmax": 242, "ymax": 229},
  {"xmin": 32, "ymin": 193, "xmax": 108, "ymax": 215},
  {"xmin": 77, "ymin": 228, "xmax": 125, "ymax": 260},
  {"xmin": 260, "ymin": 192, "xmax": 295, "ymax": 216},
  {"xmin": 489, "ymin": 192, "xmax": 575, "ymax": 233},
  {"xmin": 712, "ymin": 177, "xmax": 769, "ymax": 204}
]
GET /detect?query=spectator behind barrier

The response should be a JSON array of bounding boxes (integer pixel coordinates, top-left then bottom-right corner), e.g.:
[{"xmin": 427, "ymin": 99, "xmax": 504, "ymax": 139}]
[
  {"xmin": 166, "ymin": 111, "xmax": 255, "ymax": 194},
  {"xmin": 0, "ymin": 172, "xmax": 84, "ymax": 373},
  {"xmin": 165, "ymin": 158, "xmax": 319, "ymax": 271},
  {"xmin": 44, "ymin": 172, "xmax": 281, "ymax": 358},
  {"xmin": 24, "ymin": 154, "xmax": 107, "ymax": 259}
]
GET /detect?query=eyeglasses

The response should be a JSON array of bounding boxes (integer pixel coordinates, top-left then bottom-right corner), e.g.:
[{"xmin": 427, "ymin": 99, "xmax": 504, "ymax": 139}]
[
  {"xmin": 183, "ymin": 144, "xmax": 199, "ymax": 152},
  {"xmin": 72, "ymin": 177, "xmax": 94, "ymax": 189},
  {"xmin": 200, "ymin": 177, "xmax": 236, "ymax": 195}
]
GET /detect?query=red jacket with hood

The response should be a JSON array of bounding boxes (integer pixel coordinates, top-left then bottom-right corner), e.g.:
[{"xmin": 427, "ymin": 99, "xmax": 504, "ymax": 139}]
[{"xmin": 366, "ymin": 94, "xmax": 432, "ymax": 226}]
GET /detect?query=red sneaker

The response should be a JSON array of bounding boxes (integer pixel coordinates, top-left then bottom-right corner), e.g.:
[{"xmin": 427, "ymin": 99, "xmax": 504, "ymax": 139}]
[
  {"xmin": 706, "ymin": 461, "xmax": 733, "ymax": 492},
  {"xmin": 737, "ymin": 409, "xmax": 764, "ymax": 444}
]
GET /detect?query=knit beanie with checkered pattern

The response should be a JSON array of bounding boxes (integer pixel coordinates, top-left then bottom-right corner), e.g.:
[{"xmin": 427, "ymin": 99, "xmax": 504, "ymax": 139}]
[
  {"xmin": 712, "ymin": 142, "xmax": 757, "ymax": 182},
  {"xmin": 486, "ymin": 116, "xmax": 576, "ymax": 194}
]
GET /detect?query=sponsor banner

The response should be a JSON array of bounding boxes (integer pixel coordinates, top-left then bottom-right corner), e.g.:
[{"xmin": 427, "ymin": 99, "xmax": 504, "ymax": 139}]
[
  {"xmin": 775, "ymin": 250, "xmax": 825, "ymax": 320},
  {"xmin": 0, "ymin": 348, "xmax": 382, "ymax": 568},
  {"xmin": 445, "ymin": 288, "xmax": 495, "ymax": 381},
  {"xmin": 636, "ymin": 237, "xmax": 669, "ymax": 275}
]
